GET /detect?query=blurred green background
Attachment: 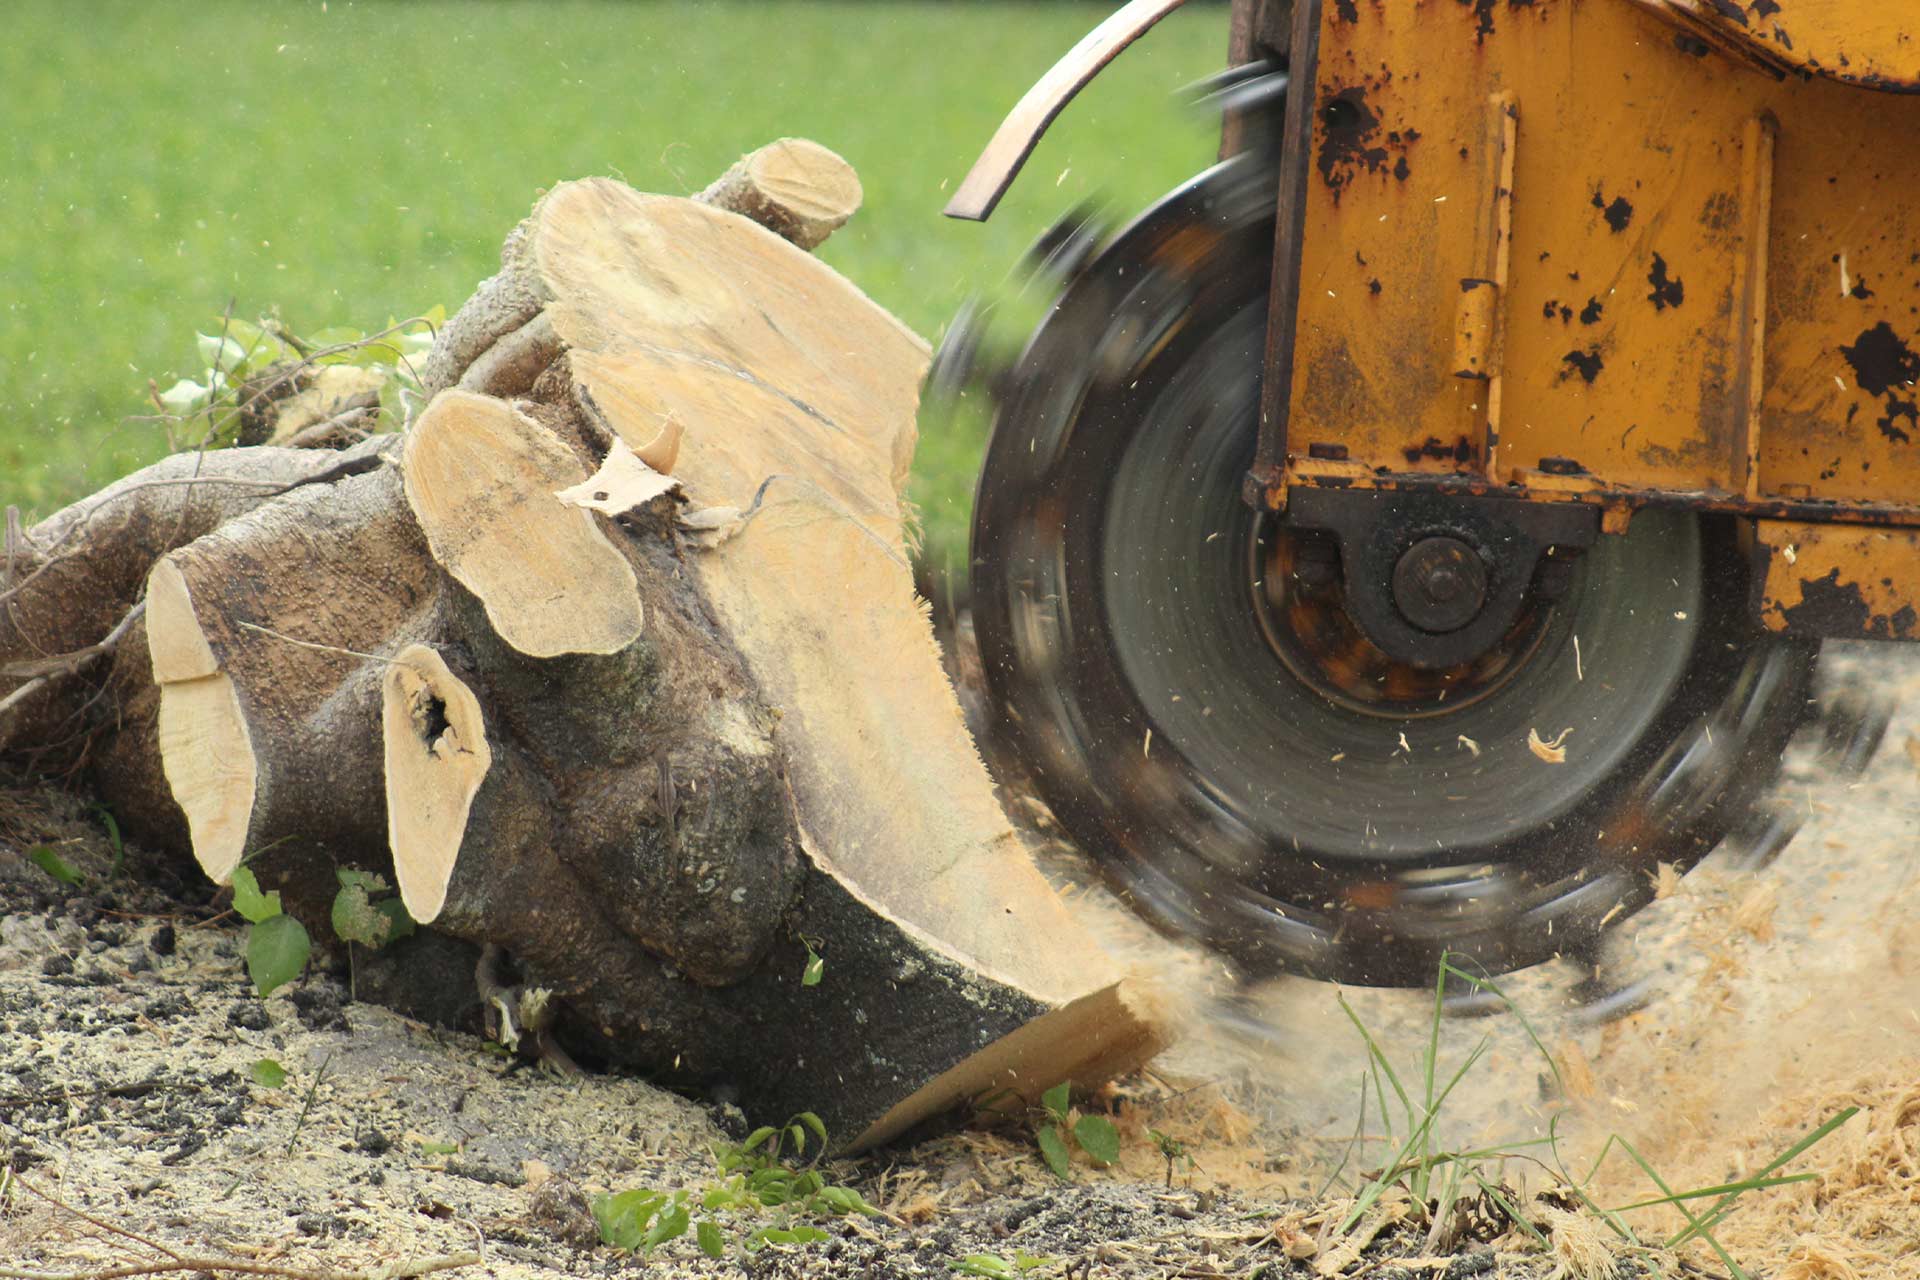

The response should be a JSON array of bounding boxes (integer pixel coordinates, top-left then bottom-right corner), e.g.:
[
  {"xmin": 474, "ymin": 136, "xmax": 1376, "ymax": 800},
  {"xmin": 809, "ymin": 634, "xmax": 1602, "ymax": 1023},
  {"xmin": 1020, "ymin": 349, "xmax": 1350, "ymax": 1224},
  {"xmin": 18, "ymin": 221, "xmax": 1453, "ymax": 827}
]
[{"xmin": 0, "ymin": 0, "xmax": 1224, "ymax": 577}]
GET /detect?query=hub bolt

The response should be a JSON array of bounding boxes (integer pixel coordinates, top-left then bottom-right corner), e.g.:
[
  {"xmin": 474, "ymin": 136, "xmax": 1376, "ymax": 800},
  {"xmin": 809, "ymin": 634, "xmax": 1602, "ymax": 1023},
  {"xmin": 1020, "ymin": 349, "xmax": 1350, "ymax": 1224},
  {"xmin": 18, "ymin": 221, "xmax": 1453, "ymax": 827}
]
[{"xmin": 1392, "ymin": 536, "xmax": 1488, "ymax": 633}]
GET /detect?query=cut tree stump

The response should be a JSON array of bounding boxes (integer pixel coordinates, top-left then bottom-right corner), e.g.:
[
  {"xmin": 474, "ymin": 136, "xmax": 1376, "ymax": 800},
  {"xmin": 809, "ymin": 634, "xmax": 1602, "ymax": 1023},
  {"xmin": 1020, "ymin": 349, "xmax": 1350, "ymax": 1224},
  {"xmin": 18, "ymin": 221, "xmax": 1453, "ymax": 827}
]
[{"xmin": 0, "ymin": 143, "xmax": 1166, "ymax": 1149}]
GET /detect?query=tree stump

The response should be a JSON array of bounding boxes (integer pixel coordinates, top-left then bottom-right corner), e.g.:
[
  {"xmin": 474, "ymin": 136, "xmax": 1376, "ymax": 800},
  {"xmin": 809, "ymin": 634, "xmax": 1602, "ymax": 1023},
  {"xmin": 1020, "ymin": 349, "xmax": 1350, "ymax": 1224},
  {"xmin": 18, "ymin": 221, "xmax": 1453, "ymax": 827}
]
[{"xmin": 0, "ymin": 141, "xmax": 1166, "ymax": 1149}]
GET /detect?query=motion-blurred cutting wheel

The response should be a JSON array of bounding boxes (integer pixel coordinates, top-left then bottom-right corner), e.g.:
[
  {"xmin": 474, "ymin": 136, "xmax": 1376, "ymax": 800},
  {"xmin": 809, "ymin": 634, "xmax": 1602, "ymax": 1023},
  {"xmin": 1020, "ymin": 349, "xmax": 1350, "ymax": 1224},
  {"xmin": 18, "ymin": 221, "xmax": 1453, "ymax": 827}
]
[{"xmin": 969, "ymin": 153, "xmax": 1818, "ymax": 986}]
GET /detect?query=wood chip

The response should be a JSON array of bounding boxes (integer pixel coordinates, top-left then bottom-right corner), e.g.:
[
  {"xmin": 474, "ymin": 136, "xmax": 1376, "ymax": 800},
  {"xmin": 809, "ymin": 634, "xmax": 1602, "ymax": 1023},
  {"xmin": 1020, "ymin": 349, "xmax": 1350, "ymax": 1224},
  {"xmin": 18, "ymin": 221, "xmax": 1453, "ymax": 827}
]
[{"xmin": 1528, "ymin": 726, "xmax": 1573, "ymax": 763}]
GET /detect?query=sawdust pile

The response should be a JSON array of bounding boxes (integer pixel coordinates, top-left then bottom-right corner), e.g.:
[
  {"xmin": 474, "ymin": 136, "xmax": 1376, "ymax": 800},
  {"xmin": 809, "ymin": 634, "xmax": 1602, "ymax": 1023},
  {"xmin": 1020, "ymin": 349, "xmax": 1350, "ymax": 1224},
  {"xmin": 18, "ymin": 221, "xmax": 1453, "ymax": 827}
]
[{"xmin": 1711, "ymin": 1062, "xmax": 1920, "ymax": 1279}]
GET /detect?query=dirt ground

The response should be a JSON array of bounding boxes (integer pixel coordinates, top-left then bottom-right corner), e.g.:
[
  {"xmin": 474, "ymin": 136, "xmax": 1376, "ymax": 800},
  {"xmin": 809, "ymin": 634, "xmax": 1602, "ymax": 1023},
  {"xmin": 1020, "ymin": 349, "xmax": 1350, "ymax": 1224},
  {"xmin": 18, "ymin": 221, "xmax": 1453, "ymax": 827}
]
[{"xmin": 2, "ymin": 642, "xmax": 1916, "ymax": 1278}]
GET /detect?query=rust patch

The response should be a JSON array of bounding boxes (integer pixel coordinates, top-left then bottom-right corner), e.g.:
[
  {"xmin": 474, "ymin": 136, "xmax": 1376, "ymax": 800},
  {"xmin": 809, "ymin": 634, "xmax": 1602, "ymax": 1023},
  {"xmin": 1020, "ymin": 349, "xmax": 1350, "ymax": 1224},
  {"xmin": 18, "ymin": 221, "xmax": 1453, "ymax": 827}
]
[
  {"xmin": 1591, "ymin": 190, "xmax": 1634, "ymax": 233},
  {"xmin": 1647, "ymin": 254, "xmax": 1686, "ymax": 311},
  {"xmin": 1400, "ymin": 436, "xmax": 1478, "ymax": 465},
  {"xmin": 1775, "ymin": 568, "xmax": 1919, "ymax": 640},
  {"xmin": 1457, "ymin": 0, "xmax": 1538, "ymax": 44},
  {"xmin": 1840, "ymin": 322, "xmax": 1920, "ymax": 446},
  {"xmin": 1317, "ymin": 87, "xmax": 1387, "ymax": 200},
  {"xmin": 1561, "ymin": 348, "xmax": 1604, "ymax": 384}
]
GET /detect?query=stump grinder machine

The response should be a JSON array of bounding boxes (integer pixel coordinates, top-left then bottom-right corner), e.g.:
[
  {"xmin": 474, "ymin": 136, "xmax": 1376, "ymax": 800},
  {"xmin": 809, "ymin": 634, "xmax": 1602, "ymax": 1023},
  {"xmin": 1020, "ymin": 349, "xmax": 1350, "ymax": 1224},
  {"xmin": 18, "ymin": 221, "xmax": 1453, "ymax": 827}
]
[{"xmin": 942, "ymin": 0, "xmax": 1916, "ymax": 999}]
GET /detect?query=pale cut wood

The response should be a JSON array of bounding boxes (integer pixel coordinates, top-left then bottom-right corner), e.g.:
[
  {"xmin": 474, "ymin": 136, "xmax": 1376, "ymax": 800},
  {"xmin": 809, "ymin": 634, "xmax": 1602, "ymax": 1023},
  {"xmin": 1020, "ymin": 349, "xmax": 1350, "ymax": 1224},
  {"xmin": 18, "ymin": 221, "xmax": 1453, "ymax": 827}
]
[
  {"xmin": 435, "ymin": 174, "xmax": 1168, "ymax": 1131},
  {"xmin": 147, "ymin": 559, "xmax": 254, "ymax": 883},
  {"xmin": 553, "ymin": 438, "xmax": 680, "ymax": 518},
  {"xmin": 383, "ymin": 644, "xmax": 491, "ymax": 924},
  {"xmin": 154, "ymin": 677, "xmax": 255, "ymax": 882},
  {"xmin": 698, "ymin": 138, "xmax": 863, "ymax": 251},
  {"xmin": 403, "ymin": 389, "xmax": 643, "ymax": 659},
  {"xmin": 145, "ymin": 460, "xmax": 439, "ymax": 895}
]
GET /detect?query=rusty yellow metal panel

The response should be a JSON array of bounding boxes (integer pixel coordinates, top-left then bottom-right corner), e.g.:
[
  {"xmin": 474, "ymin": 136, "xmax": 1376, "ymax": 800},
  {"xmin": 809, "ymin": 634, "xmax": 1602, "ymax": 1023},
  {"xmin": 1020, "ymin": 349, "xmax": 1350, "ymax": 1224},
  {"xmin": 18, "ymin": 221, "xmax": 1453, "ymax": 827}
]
[
  {"xmin": 1280, "ymin": 0, "xmax": 1920, "ymax": 523},
  {"xmin": 1754, "ymin": 520, "xmax": 1920, "ymax": 638},
  {"xmin": 1633, "ymin": 0, "xmax": 1920, "ymax": 93}
]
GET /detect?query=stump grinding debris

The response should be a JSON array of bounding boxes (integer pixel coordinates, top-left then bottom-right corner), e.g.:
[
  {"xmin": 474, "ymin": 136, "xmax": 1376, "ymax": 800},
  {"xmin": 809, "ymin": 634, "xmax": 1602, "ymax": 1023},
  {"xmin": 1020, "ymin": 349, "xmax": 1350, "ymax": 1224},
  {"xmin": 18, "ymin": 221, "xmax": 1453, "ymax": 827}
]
[{"xmin": 0, "ymin": 781, "xmax": 1599, "ymax": 1279}]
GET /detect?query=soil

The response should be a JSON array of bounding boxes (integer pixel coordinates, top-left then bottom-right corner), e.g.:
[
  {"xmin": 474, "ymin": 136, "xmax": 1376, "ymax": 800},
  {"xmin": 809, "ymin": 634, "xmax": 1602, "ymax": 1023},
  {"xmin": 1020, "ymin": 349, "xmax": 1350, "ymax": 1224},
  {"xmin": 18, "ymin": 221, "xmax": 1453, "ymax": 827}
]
[{"xmin": 3, "ymin": 641, "xmax": 1916, "ymax": 1278}]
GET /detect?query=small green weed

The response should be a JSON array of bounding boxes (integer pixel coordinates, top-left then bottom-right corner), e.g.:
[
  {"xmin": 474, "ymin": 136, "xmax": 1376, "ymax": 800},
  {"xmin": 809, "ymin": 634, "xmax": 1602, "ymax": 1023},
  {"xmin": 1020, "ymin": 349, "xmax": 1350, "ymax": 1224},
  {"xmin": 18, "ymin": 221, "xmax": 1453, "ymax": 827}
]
[
  {"xmin": 1325, "ymin": 955, "xmax": 1856, "ymax": 1277},
  {"xmin": 149, "ymin": 308, "xmax": 441, "ymax": 455},
  {"xmin": 25, "ymin": 844, "xmax": 83, "ymax": 887},
  {"xmin": 592, "ymin": 1113, "xmax": 879, "ymax": 1259},
  {"xmin": 249, "ymin": 1057, "xmax": 287, "ymax": 1089},
  {"xmin": 1148, "ymin": 1128, "xmax": 1194, "ymax": 1189},
  {"xmin": 799, "ymin": 935, "xmax": 825, "ymax": 987},
  {"xmin": 230, "ymin": 862, "xmax": 415, "ymax": 999},
  {"xmin": 949, "ymin": 1251, "xmax": 1057, "ymax": 1278},
  {"xmin": 229, "ymin": 865, "xmax": 309, "ymax": 998},
  {"xmin": 1035, "ymin": 1080, "xmax": 1121, "ymax": 1180}
]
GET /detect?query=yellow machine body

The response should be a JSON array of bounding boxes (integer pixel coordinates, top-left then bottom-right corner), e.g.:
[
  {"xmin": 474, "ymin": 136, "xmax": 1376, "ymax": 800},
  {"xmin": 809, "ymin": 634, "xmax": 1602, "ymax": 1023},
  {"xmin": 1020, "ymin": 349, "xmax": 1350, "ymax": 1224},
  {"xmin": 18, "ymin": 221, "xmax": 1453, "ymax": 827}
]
[{"xmin": 1257, "ymin": 0, "xmax": 1920, "ymax": 639}]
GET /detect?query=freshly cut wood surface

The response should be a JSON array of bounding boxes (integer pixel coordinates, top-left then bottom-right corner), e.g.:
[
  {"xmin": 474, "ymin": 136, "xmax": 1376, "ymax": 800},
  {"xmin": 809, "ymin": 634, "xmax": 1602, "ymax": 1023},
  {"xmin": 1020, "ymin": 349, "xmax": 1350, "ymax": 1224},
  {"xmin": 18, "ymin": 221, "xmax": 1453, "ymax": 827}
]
[
  {"xmin": 382, "ymin": 643, "xmax": 491, "ymax": 924},
  {"xmin": 697, "ymin": 137, "xmax": 863, "ymax": 251},
  {"xmin": 403, "ymin": 389, "xmax": 643, "ymax": 659},
  {"xmin": 509, "ymin": 177, "xmax": 1125, "ymax": 1004}
]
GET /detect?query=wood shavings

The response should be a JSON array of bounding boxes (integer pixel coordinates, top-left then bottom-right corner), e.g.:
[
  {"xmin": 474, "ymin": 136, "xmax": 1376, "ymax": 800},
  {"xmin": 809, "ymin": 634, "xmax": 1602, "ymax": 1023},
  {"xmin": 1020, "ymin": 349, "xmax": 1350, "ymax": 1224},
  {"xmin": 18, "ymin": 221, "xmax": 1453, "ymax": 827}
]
[
  {"xmin": 553, "ymin": 436, "xmax": 681, "ymax": 516},
  {"xmin": 1528, "ymin": 726, "xmax": 1573, "ymax": 763},
  {"xmin": 1734, "ymin": 878, "xmax": 1780, "ymax": 942},
  {"xmin": 1652, "ymin": 861, "xmax": 1683, "ymax": 900},
  {"xmin": 1457, "ymin": 735, "xmax": 1481, "ymax": 759}
]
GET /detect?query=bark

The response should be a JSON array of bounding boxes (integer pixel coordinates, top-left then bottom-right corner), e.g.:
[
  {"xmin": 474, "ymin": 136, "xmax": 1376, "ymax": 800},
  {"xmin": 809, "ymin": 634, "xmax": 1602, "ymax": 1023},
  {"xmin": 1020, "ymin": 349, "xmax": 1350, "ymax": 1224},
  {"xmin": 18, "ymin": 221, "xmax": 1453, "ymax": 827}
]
[{"xmin": 0, "ymin": 143, "xmax": 1166, "ymax": 1150}]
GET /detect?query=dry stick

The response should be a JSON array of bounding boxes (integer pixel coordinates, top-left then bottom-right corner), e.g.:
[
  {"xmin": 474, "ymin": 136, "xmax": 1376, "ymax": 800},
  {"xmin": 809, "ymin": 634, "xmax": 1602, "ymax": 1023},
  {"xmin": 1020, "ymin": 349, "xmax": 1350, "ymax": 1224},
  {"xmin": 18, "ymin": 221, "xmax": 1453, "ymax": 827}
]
[
  {"xmin": 0, "ymin": 1255, "xmax": 482, "ymax": 1280},
  {"xmin": 12, "ymin": 1174, "xmax": 184, "ymax": 1264},
  {"xmin": 0, "ymin": 477, "xmax": 312, "ymax": 612},
  {"xmin": 0, "ymin": 601, "xmax": 147, "ymax": 720},
  {"xmin": 4, "ymin": 1175, "xmax": 480, "ymax": 1280},
  {"xmin": 0, "ymin": 1081, "xmax": 196, "ymax": 1111}
]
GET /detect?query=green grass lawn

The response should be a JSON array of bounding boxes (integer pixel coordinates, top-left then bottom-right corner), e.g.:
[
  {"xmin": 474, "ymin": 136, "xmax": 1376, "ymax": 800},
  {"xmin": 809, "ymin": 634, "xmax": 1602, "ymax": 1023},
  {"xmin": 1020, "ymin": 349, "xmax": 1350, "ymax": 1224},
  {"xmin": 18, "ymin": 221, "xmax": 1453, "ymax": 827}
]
[{"xmin": 0, "ymin": 0, "xmax": 1222, "ymax": 571}]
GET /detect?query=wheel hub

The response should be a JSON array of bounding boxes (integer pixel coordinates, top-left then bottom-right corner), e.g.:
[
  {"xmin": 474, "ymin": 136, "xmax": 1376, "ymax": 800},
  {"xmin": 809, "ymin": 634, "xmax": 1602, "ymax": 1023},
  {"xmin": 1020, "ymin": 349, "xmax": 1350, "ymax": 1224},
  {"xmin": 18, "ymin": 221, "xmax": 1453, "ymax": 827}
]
[{"xmin": 1393, "ymin": 535, "xmax": 1488, "ymax": 633}]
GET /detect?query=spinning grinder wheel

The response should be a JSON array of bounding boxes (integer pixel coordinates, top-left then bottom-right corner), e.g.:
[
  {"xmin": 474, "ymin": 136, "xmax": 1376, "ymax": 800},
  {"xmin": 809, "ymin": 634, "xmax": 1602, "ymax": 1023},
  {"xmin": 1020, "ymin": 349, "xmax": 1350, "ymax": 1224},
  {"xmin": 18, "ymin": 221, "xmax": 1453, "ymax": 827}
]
[{"xmin": 966, "ymin": 154, "xmax": 1817, "ymax": 986}]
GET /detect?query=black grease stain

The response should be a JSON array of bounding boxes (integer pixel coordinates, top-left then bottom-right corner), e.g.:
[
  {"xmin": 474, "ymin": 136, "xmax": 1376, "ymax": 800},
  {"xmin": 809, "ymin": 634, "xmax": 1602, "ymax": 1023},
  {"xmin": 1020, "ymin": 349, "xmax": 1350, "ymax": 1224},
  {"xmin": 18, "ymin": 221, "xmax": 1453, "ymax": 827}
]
[
  {"xmin": 1540, "ymin": 300, "xmax": 1573, "ymax": 323},
  {"xmin": 1840, "ymin": 322, "xmax": 1920, "ymax": 445},
  {"xmin": 1647, "ymin": 254, "xmax": 1685, "ymax": 311},
  {"xmin": 1674, "ymin": 32, "xmax": 1711, "ymax": 57},
  {"xmin": 1777, "ymin": 569, "xmax": 1918, "ymax": 640},
  {"xmin": 1708, "ymin": 0, "xmax": 1747, "ymax": 24},
  {"xmin": 1750, "ymin": 0, "xmax": 1780, "ymax": 16},
  {"xmin": 1591, "ymin": 190, "xmax": 1634, "ymax": 233},
  {"xmin": 1562, "ymin": 349, "xmax": 1604, "ymax": 384},
  {"xmin": 1579, "ymin": 297, "xmax": 1604, "ymax": 325},
  {"xmin": 1368, "ymin": 278, "xmax": 1383, "ymax": 295},
  {"xmin": 1334, "ymin": 0, "xmax": 1360, "ymax": 22},
  {"xmin": 1401, "ymin": 436, "xmax": 1478, "ymax": 465},
  {"xmin": 1851, "ymin": 276, "xmax": 1875, "ymax": 300}
]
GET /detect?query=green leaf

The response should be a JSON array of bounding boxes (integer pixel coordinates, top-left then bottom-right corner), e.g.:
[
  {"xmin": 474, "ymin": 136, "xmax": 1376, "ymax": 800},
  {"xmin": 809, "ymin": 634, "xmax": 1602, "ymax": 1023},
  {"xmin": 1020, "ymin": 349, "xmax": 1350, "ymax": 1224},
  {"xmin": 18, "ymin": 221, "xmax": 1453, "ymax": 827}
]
[
  {"xmin": 250, "ymin": 1057, "xmax": 287, "ymax": 1089},
  {"xmin": 374, "ymin": 897, "xmax": 416, "ymax": 942},
  {"xmin": 246, "ymin": 913, "xmax": 310, "ymax": 996},
  {"xmin": 330, "ymin": 882, "xmax": 390, "ymax": 947},
  {"xmin": 742, "ymin": 1125, "xmax": 780, "ymax": 1155},
  {"xmin": 696, "ymin": 1220, "xmax": 725, "ymax": 1259},
  {"xmin": 335, "ymin": 867, "xmax": 390, "ymax": 892},
  {"xmin": 1037, "ymin": 1124, "xmax": 1072, "ymax": 1180},
  {"xmin": 950, "ymin": 1255, "xmax": 1016, "ymax": 1279},
  {"xmin": 644, "ymin": 1198, "xmax": 689, "ymax": 1251},
  {"xmin": 1015, "ymin": 1252, "xmax": 1056, "ymax": 1273},
  {"xmin": 795, "ymin": 1111, "xmax": 829, "ymax": 1149},
  {"xmin": 1040, "ymin": 1081, "xmax": 1071, "ymax": 1123},
  {"xmin": 229, "ymin": 866, "xmax": 283, "ymax": 924},
  {"xmin": 801, "ymin": 944, "xmax": 824, "ymax": 987},
  {"xmin": 1074, "ymin": 1114, "xmax": 1121, "ymax": 1166},
  {"xmin": 26, "ymin": 845, "xmax": 82, "ymax": 887},
  {"xmin": 418, "ymin": 1139, "xmax": 459, "ymax": 1155},
  {"xmin": 93, "ymin": 807, "xmax": 124, "ymax": 877},
  {"xmin": 591, "ymin": 1189, "xmax": 663, "ymax": 1252}
]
